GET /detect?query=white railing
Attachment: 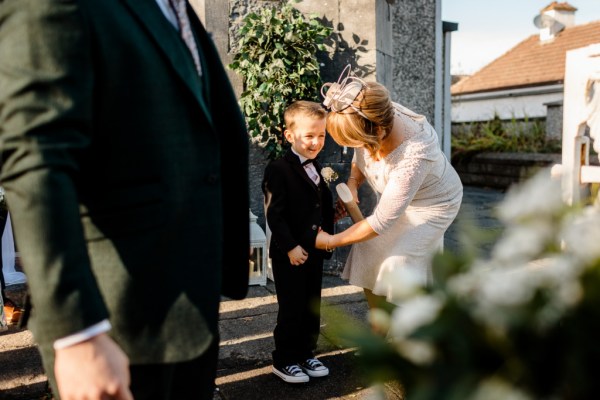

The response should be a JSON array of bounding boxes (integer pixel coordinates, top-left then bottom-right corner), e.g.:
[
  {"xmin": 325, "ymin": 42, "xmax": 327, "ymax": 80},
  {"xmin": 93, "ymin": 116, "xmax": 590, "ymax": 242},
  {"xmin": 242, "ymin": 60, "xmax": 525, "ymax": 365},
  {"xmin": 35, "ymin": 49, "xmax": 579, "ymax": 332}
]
[{"xmin": 551, "ymin": 43, "xmax": 600, "ymax": 205}]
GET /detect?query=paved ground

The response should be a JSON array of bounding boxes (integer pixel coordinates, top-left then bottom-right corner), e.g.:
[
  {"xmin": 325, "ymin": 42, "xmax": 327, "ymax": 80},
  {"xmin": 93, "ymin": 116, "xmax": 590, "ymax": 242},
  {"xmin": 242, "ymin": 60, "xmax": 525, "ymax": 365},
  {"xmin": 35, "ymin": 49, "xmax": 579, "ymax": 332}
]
[{"xmin": 0, "ymin": 186, "xmax": 506, "ymax": 400}]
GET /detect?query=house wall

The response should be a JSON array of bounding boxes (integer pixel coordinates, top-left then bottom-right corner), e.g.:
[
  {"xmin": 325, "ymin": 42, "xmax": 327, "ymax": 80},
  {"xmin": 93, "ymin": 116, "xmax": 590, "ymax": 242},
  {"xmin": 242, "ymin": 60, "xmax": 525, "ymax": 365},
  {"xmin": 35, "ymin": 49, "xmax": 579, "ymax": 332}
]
[{"xmin": 452, "ymin": 84, "xmax": 563, "ymax": 123}]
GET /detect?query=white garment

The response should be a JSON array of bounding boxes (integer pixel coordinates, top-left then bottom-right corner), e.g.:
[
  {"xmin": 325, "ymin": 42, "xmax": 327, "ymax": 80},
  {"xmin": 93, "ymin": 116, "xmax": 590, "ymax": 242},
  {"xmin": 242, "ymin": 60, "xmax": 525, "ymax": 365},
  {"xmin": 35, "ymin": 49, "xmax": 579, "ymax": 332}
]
[
  {"xmin": 155, "ymin": 0, "xmax": 179, "ymax": 28},
  {"xmin": 2, "ymin": 213, "xmax": 26, "ymax": 286},
  {"xmin": 341, "ymin": 103, "xmax": 463, "ymax": 304},
  {"xmin": 304, "ymin": 164, "xmax": 320, "ymax": 185}
]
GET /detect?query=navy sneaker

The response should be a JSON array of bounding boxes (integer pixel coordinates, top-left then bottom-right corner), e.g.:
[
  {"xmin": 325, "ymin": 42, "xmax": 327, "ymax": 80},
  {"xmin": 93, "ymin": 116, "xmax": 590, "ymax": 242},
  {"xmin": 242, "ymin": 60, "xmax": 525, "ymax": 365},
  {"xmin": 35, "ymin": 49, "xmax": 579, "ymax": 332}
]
[
  {"xmin": 299, "ymin": 358, "xmax": 329, "ymax": 378},
  {"xmin": 272, "ymin": 364, "xmax": 310, "ymax": 383}
]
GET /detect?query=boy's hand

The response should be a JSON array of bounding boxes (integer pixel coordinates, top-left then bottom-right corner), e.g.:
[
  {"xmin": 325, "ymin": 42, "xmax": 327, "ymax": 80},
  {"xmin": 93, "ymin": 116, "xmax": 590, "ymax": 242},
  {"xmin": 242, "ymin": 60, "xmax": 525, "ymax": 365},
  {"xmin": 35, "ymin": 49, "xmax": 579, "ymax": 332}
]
[
  {"xmin": 288, "ymin": 245, "xmax": 308, "ymax": 265},
  {"xmin": 334, "ymin": 199, "xmax": 348, "ymax": 223}
]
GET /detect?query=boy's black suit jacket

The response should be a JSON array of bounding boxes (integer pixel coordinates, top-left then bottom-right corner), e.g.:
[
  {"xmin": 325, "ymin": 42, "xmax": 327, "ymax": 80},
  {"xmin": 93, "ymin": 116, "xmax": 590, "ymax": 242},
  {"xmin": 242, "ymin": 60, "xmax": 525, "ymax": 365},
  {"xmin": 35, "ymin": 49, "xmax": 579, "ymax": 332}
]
[
  {"xmin": 262, "ymin": 150, "xmax": 335, "ymax": 262},
  {"xmin": 0, "ymin": 0, "xmax": 249, "ymax": 364}
]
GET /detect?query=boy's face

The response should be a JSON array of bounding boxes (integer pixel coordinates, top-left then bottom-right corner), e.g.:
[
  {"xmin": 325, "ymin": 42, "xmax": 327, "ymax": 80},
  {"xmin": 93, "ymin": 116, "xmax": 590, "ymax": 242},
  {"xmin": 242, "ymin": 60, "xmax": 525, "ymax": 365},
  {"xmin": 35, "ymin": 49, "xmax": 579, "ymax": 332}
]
[{"xmin": 284, "ymin": 115, "xmax": 326, "ymax": 160}]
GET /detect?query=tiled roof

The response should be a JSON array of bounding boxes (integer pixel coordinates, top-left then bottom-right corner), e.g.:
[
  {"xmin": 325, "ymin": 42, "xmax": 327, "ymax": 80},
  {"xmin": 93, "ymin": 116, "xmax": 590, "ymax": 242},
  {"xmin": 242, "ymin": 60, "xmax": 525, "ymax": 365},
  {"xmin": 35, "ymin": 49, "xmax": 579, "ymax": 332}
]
[{"xmin": 451, "ymin": 20, "xmax": 600, "ymax": 95}]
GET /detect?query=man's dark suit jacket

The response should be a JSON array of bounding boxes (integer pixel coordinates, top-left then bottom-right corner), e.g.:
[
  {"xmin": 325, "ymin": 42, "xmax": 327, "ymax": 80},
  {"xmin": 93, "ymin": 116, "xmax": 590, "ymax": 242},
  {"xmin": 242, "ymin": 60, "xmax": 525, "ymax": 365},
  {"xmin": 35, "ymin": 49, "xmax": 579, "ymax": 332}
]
[
  {"xmin": 262, "ymin": 150, "xmax": 334, "ymax": 261},
  {"xmin": 0, "ymin": 0, "xmax": 249, "ymax": 365}
]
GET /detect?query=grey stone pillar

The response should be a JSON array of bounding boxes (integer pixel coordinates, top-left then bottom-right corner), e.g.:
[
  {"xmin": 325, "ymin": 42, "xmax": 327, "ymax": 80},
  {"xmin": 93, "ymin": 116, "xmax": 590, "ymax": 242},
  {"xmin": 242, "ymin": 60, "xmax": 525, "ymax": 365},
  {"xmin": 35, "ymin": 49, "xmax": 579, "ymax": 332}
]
[
  {"xmin": 443, "ymin": 21, "xmax": 459, "ymax": 160},
  {"xmin": 376, "ymin": 0, "xmax": 394, "ymax": 89},
  {"xmin": 392, "ymin": 0, "xmax": 438, "ymax": 123}
]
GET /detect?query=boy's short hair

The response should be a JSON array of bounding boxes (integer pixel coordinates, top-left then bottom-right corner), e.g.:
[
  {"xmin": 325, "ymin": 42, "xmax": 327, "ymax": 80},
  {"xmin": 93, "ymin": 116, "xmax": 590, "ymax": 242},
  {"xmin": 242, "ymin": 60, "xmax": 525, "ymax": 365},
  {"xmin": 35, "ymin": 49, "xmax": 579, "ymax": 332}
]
[{"xmin": 284, "ymin": 100, "xmax": 327, "ymax": 131}]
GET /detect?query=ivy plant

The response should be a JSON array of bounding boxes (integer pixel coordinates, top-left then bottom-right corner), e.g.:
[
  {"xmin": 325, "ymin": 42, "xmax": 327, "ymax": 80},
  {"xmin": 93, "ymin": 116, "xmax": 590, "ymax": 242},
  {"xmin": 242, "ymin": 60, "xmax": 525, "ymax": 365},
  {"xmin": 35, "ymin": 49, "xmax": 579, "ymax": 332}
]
[{"xmin": 229, "ymin": 1, "xmax": 332, "ymax": 160}]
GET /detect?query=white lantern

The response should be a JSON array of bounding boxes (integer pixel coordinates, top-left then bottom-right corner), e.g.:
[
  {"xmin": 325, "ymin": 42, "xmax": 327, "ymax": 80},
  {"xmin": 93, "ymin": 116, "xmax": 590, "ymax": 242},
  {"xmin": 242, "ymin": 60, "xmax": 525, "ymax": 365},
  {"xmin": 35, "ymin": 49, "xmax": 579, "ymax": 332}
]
[{"xmin": 249, "ymin": 209, "xmax": 268, "ymax": 286}]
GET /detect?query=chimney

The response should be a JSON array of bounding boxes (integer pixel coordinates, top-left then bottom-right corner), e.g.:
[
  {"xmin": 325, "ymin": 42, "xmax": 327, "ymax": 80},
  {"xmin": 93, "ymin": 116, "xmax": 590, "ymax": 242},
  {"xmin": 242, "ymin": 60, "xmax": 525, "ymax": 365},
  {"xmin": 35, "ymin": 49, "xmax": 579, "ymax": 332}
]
[
  {"xmin": 536, "ymin": 2, "xmax": 577, "ymax": 41},
  {"xmin": 541, "ymin": 2, "xmax": 577, "ymax": 27}
]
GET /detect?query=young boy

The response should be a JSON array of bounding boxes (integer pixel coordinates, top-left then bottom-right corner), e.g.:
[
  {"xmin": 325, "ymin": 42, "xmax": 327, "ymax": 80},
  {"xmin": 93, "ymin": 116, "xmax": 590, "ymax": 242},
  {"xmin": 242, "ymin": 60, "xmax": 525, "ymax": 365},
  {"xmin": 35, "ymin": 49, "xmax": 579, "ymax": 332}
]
[{"xmin": 262, "ymin": 100, "xmax": 335, "ymax": 383}]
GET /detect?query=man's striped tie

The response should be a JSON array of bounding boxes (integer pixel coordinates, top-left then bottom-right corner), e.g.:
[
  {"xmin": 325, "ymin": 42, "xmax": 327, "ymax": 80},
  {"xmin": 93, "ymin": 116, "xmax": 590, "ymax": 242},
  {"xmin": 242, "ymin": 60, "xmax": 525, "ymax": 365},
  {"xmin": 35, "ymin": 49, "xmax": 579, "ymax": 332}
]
[{"xmin": 169, "ymin": 0, "xmax": 203, "ymax": 77}]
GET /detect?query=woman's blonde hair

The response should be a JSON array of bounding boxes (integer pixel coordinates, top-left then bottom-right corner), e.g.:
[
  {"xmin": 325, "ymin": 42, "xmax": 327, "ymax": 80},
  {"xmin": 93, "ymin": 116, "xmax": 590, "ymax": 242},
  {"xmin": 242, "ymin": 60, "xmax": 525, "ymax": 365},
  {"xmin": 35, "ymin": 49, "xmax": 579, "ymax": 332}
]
[{"xmin": 326, "ymin": 82, "xmax": 394, "ymax": 158}]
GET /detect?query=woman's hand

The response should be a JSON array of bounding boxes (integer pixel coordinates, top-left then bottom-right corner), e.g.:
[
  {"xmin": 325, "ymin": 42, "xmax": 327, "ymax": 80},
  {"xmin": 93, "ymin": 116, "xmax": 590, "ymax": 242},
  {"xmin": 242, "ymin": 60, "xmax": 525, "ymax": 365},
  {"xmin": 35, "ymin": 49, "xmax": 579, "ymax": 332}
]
[
  {"xmin": 315, "ymin": 230, "xmax": 331, "ymax": 250},
  {"xmin": 346, "ymin": 163, "xmax": 363, "ymax": 203}
]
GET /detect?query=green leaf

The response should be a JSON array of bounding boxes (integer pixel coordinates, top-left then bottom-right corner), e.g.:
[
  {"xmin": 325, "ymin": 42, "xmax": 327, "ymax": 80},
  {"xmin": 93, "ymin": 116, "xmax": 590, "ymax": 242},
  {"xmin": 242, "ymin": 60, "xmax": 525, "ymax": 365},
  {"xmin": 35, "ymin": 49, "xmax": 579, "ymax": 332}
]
[{"xmin": 230, "ymin": 1, "xmax": 329, "ymax": 159}]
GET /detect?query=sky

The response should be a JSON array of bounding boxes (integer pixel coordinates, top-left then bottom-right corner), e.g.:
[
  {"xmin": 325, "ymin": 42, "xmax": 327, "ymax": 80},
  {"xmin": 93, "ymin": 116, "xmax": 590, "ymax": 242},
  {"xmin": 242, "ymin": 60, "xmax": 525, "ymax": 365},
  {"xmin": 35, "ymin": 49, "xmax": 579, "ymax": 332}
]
[{"xmin": 441, "ymin": 0, "xmax": 600, "ymax": 75}]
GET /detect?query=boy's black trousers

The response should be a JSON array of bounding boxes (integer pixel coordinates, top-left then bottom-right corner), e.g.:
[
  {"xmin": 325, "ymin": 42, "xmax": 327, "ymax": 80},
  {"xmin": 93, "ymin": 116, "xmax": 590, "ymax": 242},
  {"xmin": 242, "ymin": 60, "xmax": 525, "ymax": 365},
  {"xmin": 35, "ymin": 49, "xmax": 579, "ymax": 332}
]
[{"xmin": 271, "ymin": 256, "xmax": 324, "ymax": 368}]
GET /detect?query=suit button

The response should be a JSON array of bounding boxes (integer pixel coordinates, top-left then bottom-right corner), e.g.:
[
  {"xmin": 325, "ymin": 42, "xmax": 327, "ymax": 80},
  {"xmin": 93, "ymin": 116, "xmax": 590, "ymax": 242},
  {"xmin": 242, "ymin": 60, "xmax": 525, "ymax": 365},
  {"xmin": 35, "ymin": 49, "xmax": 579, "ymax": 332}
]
[
  {"xmin": 315, "ymin": 203, "xmax": 320, "ymax": 208},
  {"xmin": 311, "ymin": 224, "xmax": 317, "ymax": 231},
  {"xmin": 205, "ymin": 174, "xmax": 218, "ymax": 185}
]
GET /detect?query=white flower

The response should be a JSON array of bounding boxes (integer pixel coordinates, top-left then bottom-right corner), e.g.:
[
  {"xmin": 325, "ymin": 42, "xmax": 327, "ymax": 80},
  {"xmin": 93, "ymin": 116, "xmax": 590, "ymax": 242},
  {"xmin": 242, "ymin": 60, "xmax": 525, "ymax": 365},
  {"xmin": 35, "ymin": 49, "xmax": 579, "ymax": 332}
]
[
  {"xmin": 561, "ymin": 207, "xmax": 600, "ymax": 262},
  {"xmin": 496, "ymin": 168, "xmax": 563, "ymax": 223},
  {"xmin": 389, "ymin": 295, "xmax": 444, "ymax": 338},
  {"xmin": 368, "ymin": 308, "xmax": 391, "ymax": 333},
  {"xmin": 478, "ymin": 267, "xmax": 538, "ymax": 308},
  {"xmin": 376, "ymin": 259, "xmax": 426, "ymax": 302},
  {"xmin": 491, "ymin": 219, "xmax": 555, "ymax": 263},
  {"xmin": 393, "ymin": 339, "xmax": 436, "ymax": 365},
  {"xmin": 320, "ymin": 166, "xmax": 339, "ymax": 184}
]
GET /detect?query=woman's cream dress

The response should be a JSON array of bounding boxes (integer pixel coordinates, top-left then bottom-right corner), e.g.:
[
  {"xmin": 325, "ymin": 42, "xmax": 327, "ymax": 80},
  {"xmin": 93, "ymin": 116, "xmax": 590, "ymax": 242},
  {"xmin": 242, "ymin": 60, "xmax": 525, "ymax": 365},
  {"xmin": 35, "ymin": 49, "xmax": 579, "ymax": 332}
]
[{"xmin": 341, "ymin": 103, "xmax": 463, "ymax": 303}]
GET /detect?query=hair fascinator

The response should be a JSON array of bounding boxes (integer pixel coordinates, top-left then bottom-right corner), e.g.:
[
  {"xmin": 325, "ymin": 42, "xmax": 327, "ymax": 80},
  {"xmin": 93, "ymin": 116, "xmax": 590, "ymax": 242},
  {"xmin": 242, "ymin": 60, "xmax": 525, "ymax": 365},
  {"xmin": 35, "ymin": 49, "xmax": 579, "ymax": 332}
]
[{"xmin": 321, "ymin": 64, "xmax": 369, "ymax": 119}]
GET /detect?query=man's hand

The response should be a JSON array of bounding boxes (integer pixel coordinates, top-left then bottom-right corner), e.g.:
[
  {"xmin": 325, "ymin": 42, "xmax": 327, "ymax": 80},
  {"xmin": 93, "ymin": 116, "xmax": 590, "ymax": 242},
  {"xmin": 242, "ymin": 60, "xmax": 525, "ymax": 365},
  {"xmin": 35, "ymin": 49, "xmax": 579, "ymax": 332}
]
[{"xmin": 55, "ymin": 333, "xmax": 133, "ymax": 400}]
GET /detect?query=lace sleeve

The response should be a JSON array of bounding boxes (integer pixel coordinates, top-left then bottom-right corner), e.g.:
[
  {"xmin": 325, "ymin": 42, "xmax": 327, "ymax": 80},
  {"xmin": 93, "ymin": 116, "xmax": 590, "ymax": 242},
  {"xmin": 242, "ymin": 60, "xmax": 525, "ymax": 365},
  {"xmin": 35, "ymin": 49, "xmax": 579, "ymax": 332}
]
[{"xmin": 366, "ymin": 155, "xmax": 432, "ymax": 234}]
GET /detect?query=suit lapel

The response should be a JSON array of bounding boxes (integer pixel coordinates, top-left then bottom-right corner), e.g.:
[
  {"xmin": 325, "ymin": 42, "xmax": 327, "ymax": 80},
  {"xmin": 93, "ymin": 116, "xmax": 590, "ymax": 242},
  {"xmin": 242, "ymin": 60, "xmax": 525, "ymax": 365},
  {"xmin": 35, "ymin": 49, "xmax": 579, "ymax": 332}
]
[
  {"xmin": 314, "ymin": 160, "xmax": 331, "ymax": 192},
  {"xmin": 286, "ymin": 152, "xmax": 320, "ymax": 190},
  {"xmin": 121, "ymin": 0, "xmax": 214, "ymax": 127},
  {"xmin": 313, "ymin": 160, "xmax": 323, "ymax": 175}
]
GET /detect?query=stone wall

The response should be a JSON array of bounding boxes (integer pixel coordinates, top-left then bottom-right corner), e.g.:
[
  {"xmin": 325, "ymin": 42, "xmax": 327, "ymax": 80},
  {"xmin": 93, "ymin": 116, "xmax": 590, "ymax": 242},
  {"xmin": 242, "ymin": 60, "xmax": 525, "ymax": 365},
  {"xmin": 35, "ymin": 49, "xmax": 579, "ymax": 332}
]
[{"xmin": 452, "ymin": 153, "xmax": 562, "ymax": 190}]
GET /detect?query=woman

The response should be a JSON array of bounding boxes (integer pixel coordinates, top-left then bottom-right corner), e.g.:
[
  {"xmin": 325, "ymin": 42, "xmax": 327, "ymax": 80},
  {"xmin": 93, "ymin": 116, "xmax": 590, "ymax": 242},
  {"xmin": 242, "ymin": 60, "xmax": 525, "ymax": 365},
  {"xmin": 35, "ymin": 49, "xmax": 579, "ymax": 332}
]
[{"xmin": 316, "ymin": 66, "xmax": 463, "ymax": 311}]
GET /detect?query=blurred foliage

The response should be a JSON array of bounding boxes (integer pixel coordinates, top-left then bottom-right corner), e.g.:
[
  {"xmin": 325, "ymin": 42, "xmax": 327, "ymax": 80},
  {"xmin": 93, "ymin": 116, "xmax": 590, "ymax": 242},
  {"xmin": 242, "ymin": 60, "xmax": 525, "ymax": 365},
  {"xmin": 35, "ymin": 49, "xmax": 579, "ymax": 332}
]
[
  {"xmin": 451, "ymin": 115, "xmax": 562, "ymax": 162},
  {"xmin": 327, "ymin": 170, "xmax": 600, "ymax": 400}
]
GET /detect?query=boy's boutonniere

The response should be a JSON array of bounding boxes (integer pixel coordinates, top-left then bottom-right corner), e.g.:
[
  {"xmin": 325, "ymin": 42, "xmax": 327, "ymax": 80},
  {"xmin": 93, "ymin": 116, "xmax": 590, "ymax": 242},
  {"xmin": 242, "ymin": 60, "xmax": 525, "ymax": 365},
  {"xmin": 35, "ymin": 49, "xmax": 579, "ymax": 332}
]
[{"xmin": 321, "ymin": 167, "xmax": 339, "ymax": 185}]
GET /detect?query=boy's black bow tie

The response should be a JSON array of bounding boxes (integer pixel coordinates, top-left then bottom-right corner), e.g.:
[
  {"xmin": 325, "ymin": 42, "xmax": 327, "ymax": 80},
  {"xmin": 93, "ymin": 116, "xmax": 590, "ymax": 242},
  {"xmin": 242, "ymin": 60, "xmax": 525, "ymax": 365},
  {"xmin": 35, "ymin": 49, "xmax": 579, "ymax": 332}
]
[{"xmin": 301, "ymin": 159, "xmax": 315, "ymax": 166}]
